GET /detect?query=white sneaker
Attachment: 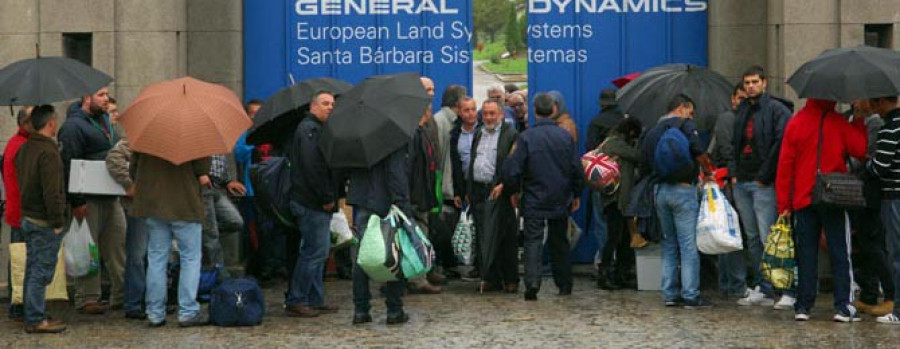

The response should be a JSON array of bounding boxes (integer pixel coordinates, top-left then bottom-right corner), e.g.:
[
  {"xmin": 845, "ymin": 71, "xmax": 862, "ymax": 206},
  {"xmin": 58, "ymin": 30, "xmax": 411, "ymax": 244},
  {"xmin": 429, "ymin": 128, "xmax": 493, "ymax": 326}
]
[
  {"xmin": 774, "ymin": 295, "xmax": 796, "ymax": 310},
  {"xmin": 794, "ymin": 312, "xmax": 810, "ymax": 321},
  {"xmin": 737, "ymin": 289, "xmax": 774, "ymax": 306},
  {"xmin": 876, "ymin": 313, "xmax": 900, "ymax": 324}
]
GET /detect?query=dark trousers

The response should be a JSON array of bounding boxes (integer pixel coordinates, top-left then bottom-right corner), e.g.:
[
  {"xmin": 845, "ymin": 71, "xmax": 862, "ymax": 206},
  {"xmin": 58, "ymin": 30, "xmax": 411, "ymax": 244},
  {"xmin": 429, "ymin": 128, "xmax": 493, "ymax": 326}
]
[
  {"xmin": 471, "ymin": 186, "xmax": 519, "ymax": 285},
  {"xmin": 523, "ymin": 217, "xmax": 571, "ymax": 290},
  {"xmin": 351, "ymin": 207, "xmax": 404, "ymax": 315},
  {"xmin": 793, "ymin": 205, "xmax": 855, "ymax": 313},
  {"xmin": 22, "ymin": 220, "xmax": 64, "ymax": 326},
  {"xmin": 881, "ymin": 200, "xmax": 900, "ymax": 315},
  {"xmin": 429, "ymin": 206, "xmax": 459, "ymax": 269},
  {"xmin": 850, "ymin": 205, "xmax": 895, "ymax": 305},
  {"xmin": 601, "ymin": 205, "xmax": 625, "ymax": 268}
]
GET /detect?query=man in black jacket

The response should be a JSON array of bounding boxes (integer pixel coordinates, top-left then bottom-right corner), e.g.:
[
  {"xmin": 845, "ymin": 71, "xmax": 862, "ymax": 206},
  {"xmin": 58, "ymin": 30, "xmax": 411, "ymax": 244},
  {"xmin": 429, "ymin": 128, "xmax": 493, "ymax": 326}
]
[
  {"xmin": 284, "ymin": 90, "xmax": 339, "ymax": 318},
  {"xmin": 729, "ymin": 66, "xmax": 794, "ymax": 309},
  {"xmin": 468, "ymin": 99, "xmax": 519, "ymax": 293},
  {"xmin": 58, "ymin": 86, "xmax": 123, "ymax": 314}
]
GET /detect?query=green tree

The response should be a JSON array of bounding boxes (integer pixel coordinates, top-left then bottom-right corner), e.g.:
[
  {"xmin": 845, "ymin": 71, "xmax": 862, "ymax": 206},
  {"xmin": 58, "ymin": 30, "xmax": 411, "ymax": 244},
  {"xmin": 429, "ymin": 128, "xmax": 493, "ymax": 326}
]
[
  {"xmin": 474, "ymin": 0, "xmax": 509, "ymax": 43},
  {"xmin": 504, "ymin": 5, "xmax": 522, "ymax": 56}
]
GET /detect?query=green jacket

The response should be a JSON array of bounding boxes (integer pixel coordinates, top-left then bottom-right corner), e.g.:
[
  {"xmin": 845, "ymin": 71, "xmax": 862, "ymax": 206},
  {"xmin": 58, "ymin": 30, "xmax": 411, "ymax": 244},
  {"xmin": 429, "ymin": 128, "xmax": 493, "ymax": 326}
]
[
  {"xmin": 130, "ymin": 153, "xmax": 210, "ymax": 222},
  {"xmin": 600, "ymin": 135, "xmax": 641, "ymax": 212}
]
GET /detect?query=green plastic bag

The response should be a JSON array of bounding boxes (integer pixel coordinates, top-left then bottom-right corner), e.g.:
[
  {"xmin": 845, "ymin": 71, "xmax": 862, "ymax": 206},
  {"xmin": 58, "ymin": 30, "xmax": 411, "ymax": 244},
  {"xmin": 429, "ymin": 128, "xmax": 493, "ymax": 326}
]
[
  {"xmin": 356, "ymin": 212, "xmax": 400, "ymax": 282},
  {"xmin": 391, "ymin": 207, "xmax": 434, "ymax": 279}
]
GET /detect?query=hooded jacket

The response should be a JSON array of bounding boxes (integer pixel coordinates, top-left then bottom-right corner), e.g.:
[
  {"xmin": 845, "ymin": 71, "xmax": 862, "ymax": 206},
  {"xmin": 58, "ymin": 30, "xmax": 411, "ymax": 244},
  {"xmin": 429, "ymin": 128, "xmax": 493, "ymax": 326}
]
[{"xmin": 775, "ymin": 99, "xmax": 867, "ymax": 213}]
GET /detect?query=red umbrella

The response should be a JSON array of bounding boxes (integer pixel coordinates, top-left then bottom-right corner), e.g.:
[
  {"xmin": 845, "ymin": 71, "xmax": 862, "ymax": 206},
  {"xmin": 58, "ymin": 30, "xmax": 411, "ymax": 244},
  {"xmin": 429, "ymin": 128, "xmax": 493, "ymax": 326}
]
[{"xmin": 612, "ymin": 72, "xmax": 641, "ymax": 88}]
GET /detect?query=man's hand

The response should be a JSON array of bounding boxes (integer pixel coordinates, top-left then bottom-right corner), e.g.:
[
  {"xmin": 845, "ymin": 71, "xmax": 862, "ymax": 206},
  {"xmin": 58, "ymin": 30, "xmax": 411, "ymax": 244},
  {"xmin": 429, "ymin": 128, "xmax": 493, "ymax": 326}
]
[
  {"xmin": 199, "ymin": 175, "xmax": 212, "ymax": 188},
  {"xmin": 453, "ymin": 196, "xmax": 463, "ymax": 209},
  {"xmin": 72, "ymin": 204, "xmax": 88, "ymax": 219},
  {"xmin": 322, "ymin": 202, "xmax": 335, "ymax": 212},
  {"xmin": 781, "ymin": 210, "xmax": 792, "ymax": 219},
  {"xmin": 489, "ymin": 184, "xmax": 504, "ymax": 201},
  {"xmin": 126, "ymin": 186, "xmax": 136, "ymax": 198},
  {"xmin": 53, "ymin": 227, "xmax": 64, "ymax": 235},
  {"xmin": 570, "ymin": 198, "xmax": 580, "ymax": 213},
  {"xmin": 731, "ymin": 177, "xmax": 738, "ymax": 185},
  {"xmin": 226, "ymin": 181, "xmax": 247, "ymax": 197}
]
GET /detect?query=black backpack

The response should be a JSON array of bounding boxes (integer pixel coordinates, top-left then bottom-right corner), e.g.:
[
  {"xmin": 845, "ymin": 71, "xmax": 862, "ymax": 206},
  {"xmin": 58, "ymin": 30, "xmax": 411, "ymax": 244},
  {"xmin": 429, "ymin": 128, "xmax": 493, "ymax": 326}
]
[{"xmin": 250, "ymin": 156, "xmax": 294, "ymax": 228}]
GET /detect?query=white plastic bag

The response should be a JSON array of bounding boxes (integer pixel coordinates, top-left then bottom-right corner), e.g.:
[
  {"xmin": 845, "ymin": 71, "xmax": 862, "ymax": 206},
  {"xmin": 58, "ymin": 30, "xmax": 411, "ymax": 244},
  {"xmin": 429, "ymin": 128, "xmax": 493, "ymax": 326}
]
[
  {"xmin": 330, "ymin": 208, "xmax": 353, "ymax": 249},
  {"xmin": 63, "ymin": 219, "xmax": 99, "ymax": 277},
  {"xmin": 451, "ymin": 207, "xmax": 475, "ymax": 266},
  {"xmin": 696, "ymin": 183, "xmax": 743, "ymax": 254}
]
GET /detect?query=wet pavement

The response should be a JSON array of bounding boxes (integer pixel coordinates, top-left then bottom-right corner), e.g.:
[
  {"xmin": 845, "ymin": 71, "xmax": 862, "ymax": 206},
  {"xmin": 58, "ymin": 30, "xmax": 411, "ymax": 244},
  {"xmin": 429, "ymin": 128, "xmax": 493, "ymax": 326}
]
[{"xmin": 2, "ymin": 270, "xmax": 900, "ymax": 348}]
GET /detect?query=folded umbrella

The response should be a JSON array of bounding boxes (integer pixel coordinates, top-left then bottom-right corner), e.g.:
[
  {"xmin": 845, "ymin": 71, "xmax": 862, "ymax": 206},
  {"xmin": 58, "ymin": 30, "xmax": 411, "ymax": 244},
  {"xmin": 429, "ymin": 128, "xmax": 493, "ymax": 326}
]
[
  {"xmin": 787, "ymin": 45, "xmax": 900, "ymax": 102},
  {"xmin": 0, "ymin": 56, "xmax": 113, "ymax": 106},
  {"xmin": 612, "ymin": 71, "xmax": 641, "ymax": 88},
  {"xmin": 319, "ymin": 72, "xmax": 431, "ymax": 169},
  {"xmin": 616, "ymin": 64, "xmax": 732, "ymax": 132},
  {"xmin": 120, "ymin": 77, "xmax": 251, "ymax": 165},
  {"xmin": 247, "ymin": 77, "xmax": 353, "ymax": 145}
]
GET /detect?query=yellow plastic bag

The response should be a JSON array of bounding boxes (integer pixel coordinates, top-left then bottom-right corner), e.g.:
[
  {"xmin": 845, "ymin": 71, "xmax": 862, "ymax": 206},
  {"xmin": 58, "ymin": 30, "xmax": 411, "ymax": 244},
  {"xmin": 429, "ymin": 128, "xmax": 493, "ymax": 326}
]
[
  {"xmin": 760, "ymin": 215, "xmax": 796, "ymax": 290},
  {"xmin": 10, "ymin": 243, "xmax": 69, "ymax": 304}
]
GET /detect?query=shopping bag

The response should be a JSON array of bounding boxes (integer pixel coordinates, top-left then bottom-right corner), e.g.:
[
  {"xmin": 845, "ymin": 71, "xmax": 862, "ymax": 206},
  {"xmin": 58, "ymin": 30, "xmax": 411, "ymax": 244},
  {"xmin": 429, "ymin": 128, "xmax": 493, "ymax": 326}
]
[
  {"xmin": 451, "ymin": 207, "xmax": 475, "ymax": 266},
  {"xmin": 567, "ymin": 217, "xmax": 582, "ymax": 250},
  {"xmin": 330, "ymin": 208, "xmax": 354, "ymax": 249},
  {"xmin": 357, "ymin": 210, "xmax": 401, "ymax": 282},
  {"xmin": 10, "ymin": 243, "xmax": 68, "ymax": 304},
  {"xmin": 63, "ymin": 219, "xmax": 100, "ymax": 277},
  {"xmin": 761, "ymin": 214, "xmax": 796, "ymax": 290},
  {"xmin": 696, "ymin": 183, "xmax": 743, "ymax": 254},
  {"xmin": 391, "ymin": 206, "xmax": 434, "ymax": 280}
]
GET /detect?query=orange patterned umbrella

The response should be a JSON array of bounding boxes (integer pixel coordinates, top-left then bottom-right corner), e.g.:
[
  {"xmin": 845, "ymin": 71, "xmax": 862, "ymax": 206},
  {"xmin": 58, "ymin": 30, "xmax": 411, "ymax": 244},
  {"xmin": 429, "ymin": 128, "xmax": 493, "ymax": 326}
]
[{"xmin": 120, "ymin": 77, "xmax": 251, "ymax": 164}]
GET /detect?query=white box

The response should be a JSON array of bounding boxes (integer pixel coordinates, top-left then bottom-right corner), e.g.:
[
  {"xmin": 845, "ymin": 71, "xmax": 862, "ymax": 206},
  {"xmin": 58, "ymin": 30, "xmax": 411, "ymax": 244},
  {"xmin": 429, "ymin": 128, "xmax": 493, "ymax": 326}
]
[
  {"xmin": 635, "ymin": 243, "xmax": 662, "ymax": 291},
  {"xmin": 68, "ymin": 159, "xmax": 126, "ymax": 196}
]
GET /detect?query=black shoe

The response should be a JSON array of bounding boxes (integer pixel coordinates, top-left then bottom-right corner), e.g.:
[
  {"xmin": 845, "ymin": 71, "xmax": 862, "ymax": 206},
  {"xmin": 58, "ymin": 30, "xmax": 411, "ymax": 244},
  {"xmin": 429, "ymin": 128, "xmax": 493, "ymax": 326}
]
[
  {"xmin": 597, "ymin": 270, "xmax": 621, "ymax": 291},
  {"xmin": 386, "ymin": 311, "xmax": 409, "ymax": 325},
  {"xmin": 558, "ymin": 286, "xmax": 572, "ymax": 296},
  {"xmin": 461, "ymin": 269, "xmax": 481, "ymax": 282},
  {"xmin": 352, "ymin": 313, "xmax": 373, "ymax": 325},
  {"xmin": 684, "ymin": 298, "xmax": 713, "ymax": 310},
  {"xmin": 665, "ymin": 298, "xmax": 685, "ymax": 307},
  {"xmin": 524, "ymin": 287, "xmax": 538, "ymax": 301},
  {"xmin": 148, "ymin": 320, "xmax": 167, "ymax": 328},
  {"xmin": 443, "ymin": 269, "xmax": 462, "ymax": 279},
  {"xmin": 125, "ymin": 310, "xmax": 148, "ymax": 320},
  {"xmin": 178, "ymin": 313, "xmax": 210, "ymax": 327}
]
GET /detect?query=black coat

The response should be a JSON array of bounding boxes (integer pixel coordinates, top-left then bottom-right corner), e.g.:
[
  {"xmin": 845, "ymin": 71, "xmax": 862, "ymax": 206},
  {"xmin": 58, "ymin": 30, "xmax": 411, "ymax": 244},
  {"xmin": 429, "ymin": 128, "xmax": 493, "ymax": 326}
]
[
  {"xmin": 289, "ymin": 114, "xmax": 335, "ymax": 212},
  {"xmin": 449, "ymin": 121, "xmax": 481, "ymax": 201},
  {"xmin": 730, "ymin": 93, "xmax": 793, "ymax": 185},
  {"xmin": 408, "ymin": 124, "xmax": 439, "ymax": 213},
  {"xmin": 347, "ymin": 147, "xmax": 411, "ymax": 218},
  {"xmin": 586, "ymin": 107, "xmax": 624, "ymax": 152}
]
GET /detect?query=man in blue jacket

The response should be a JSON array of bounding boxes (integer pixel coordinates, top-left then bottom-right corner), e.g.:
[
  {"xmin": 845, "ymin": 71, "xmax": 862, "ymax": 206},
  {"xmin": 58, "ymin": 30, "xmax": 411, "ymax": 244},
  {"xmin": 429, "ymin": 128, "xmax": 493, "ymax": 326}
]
[
  {"xmin": 284, "ymin": 90, "xmax": 339, "ymax": 318},
  {"xmin": 502, "ymin": 92, "xmax": 583, "ymax": 301}
]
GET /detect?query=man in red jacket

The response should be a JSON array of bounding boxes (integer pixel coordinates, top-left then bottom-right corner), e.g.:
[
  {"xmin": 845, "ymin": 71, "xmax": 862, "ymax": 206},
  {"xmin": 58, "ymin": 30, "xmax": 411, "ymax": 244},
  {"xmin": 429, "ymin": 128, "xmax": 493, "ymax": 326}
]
[
  {"xmin": 3, "ymin": 107, "xmax": 33, "ymax": 321},
  {"xmin": 776, "ymin": 98, "xmax": 867, "ymax": 322}
]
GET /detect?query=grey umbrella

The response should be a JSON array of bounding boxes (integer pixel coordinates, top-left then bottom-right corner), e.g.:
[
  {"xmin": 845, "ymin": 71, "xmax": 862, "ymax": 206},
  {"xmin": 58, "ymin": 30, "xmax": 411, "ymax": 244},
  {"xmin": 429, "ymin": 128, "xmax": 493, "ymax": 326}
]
[
  {"xmin": 0, "ymin": 56, "xmax": 113, "ymax": 106},
  {"xmin": 616, "ymin": 64, "xmax": 732, "ymax": 132},
  {"xmin": 787, "ymin": 45, "xmax": 900, "ymax": 102}
]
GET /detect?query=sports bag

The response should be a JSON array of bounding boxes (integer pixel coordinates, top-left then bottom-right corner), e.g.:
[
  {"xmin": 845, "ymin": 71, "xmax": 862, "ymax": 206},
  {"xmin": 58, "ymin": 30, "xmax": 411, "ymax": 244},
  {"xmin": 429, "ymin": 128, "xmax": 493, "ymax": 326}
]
[{"xmin": 210, "ymin": 277, "xmax": 265, "ymax": 326}]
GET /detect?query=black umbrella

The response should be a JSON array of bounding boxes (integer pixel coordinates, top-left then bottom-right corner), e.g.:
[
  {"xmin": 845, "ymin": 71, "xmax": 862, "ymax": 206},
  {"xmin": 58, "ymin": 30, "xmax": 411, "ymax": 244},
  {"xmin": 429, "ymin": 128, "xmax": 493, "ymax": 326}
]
[
  {"xmin": 247, "ymin": 77, "xmax": 353, "ymax": 145},
  {"xmin": 616, "ymin": 64, "xmax": 732, "ymax": 131},
  {"xmin": 318, "ymin": 72, "xmax": 431, "ymax": 169},
  {"xmin": 787, "ymin": 45, "xmax": 900, "ymax": 103},
  {"xmin": 0, "ymin": 56, "xmax": 113, "ymax": 106}
]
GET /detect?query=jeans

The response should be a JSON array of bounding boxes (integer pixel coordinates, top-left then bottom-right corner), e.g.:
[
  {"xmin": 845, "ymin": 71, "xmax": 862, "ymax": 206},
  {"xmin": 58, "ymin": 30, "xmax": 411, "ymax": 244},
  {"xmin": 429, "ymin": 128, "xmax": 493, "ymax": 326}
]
[
  {"xmin": 202, "ymin": 187, "xmax": 244, "ymax": 269},
  {"xmin": 145, "ymin": 217, "xmax": 202, "ymax": 323},
  {"xmin": 655, "ymin": 184, "xmax": 701, "ymax": 302},
  {"xmin": 881, "ymin": 200, "xmax": 900, "ymax": 315},
  {"xmin": 523, "ymin": 217, "xmax": 570, "ymax": 290},
  {"xmin": 591, "ymin": 191, "xmax": 608, "ymax": 264},
  {"xmin": 731, "ymin": 181, "xmax": 778, "ymax": 297},
  {"xmin": 123, "ymin": 214, "xmax": 148, "ymax": 313},
  {"xmin": 22, "ymin": 220, "xmax": 64, "ymax": 326},
  {"xmin": 286, "ymin": 201, "xmax": 332, "ymax": 307},
  {"xmin": 718, "ymin": 183, "xmax": 747, "ymax": 295},
  {"xmin": 73, "ymin": 196, "xmax": 126, "ymax": 308},
  {"xmin": 351, "ymin": 207, "xmax": 405, "ymax": 315},
  {"xmin": 8, "ymin": 227, "xmax": 24, "ymax": 318},
  {"xmin": 793, "ymin": 205, "xmax": 854, "ymax": 313},
  {"xmin": 850, "ymin": 204, "xmax": 894, "ymax": 305}
]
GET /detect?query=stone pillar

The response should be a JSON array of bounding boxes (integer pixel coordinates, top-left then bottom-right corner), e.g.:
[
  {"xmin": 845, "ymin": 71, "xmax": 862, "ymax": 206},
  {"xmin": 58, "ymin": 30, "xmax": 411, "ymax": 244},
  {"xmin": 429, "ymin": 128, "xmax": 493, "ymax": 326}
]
[
  {"xmin": 708, "ymin": 0, "xmax": 768, "ymax": 84},
  {"xmin": 187, "ymin": 0, "xmax": 244, "ymax": 100}
]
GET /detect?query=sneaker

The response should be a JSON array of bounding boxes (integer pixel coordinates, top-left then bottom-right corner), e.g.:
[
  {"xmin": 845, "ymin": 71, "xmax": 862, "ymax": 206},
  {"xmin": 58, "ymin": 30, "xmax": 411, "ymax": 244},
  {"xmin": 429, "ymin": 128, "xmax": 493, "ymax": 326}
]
[
  {"xmin": 876, "ymin": 312, "xmax": 900, "ymax": 324},
  {"xmin": 684, "ymin": 298, "xmax": 713, "ymax": 310},
  {"xmin": 178, "ymin": 313, "xmax": 211, "ymax": 327},
  {"xmin": 794, "ymin": 310, "xmax": 810, "ymax": 322},
  {"xmin": 737, "ymin": 289, "xmax": 774, "ymax": 306},
  {"xmin": 665, "ymin": 298, "xmax": 685, "ymax": 307},
  {"xmin": 774, "ymin": 295, "xmax": 796, "ymax": 310},
  {"xmin": 833, "ymin": 310, "xmax": 862, "ymax": 323}
]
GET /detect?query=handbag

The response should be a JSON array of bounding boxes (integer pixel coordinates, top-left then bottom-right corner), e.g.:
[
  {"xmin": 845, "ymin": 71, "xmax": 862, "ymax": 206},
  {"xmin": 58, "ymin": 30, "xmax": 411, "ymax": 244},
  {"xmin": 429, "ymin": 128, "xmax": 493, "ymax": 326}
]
[
  {"xmin": 10, "ymin": 243, "xmax": 68, "ymax": 304},
  {"xmin": 811, "ymin": 112, "xmax": 866, "ymax": 209},
  {"xmin": 581, "ymin": 142, "xmax": 620, "ymax": 193}
]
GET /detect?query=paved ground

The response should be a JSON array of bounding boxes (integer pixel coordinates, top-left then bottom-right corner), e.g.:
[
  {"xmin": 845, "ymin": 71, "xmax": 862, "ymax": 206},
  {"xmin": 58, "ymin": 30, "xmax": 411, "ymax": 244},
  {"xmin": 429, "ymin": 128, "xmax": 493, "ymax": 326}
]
[
  {"xmin": 473, "ymin": 61, "xmax": 499, "ymax": 106},
  {"xmin": 2, "ymin": 270, "xmax": 899, "ymax": 349}
]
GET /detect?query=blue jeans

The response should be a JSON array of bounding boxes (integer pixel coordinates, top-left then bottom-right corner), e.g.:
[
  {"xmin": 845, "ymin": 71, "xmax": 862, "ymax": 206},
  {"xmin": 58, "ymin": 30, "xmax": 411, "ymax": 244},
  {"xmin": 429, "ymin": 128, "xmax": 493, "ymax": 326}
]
[
  {"xmin": 286, "ymin": 201, "xmax": 332, "ymax": 307},
  {"xmin": 794, "ymin": 205, "xmax": 853, "ymax": 313},
  {"xmin": 881, "ymin": 200, "xmax": 900, "ymax": 315},
  {"xmin": 22, "ymin": 220, "xmax": 65, "ymax": 326},
  {"xmin": 123, "ymin": 214, "xmax": 148, "ymax": 313},
  {"xmin": 591, "ymin": 191, "xmax": 608, "ymax": 264},
  {"xmin": 655, "ymin": 184, "xmax": 701, "ymax": 302},
  {"xmin": 144, "ymin": 217, "xmax": 202, "ymax": 323},
  {"xmin": 732, "ymin": 181, "xmax": 779, "ymax": 297},
  {"xmin": 351, "ymin": 207, "xmax": 404, "ymax": 315}
]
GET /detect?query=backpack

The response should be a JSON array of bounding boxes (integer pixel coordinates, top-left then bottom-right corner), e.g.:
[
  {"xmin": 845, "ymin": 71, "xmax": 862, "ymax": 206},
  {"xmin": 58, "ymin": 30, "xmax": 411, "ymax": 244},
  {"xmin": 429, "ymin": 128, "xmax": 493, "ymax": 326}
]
[
  {"xmin": 210, "ymin": 277, "xmax": 265, "ymax": 327},
  {"xmin": 652, "ymin": 120, "xmax": 694, "ymax": 182},
  {"xmin": 197, "ymin": 266, "xmax": 220, "ymax": 303},
  {"xmin": 250, "ymin": 156, "xmax": 294, "ymax": 228}
]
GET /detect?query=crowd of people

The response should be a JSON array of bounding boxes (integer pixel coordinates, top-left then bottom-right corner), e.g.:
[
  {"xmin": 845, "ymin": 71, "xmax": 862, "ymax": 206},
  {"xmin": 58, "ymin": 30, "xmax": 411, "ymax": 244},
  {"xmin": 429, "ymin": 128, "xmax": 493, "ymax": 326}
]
[{"xmin": 6, "ymin": 64, "xmax": 900, "ymax": 334}]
